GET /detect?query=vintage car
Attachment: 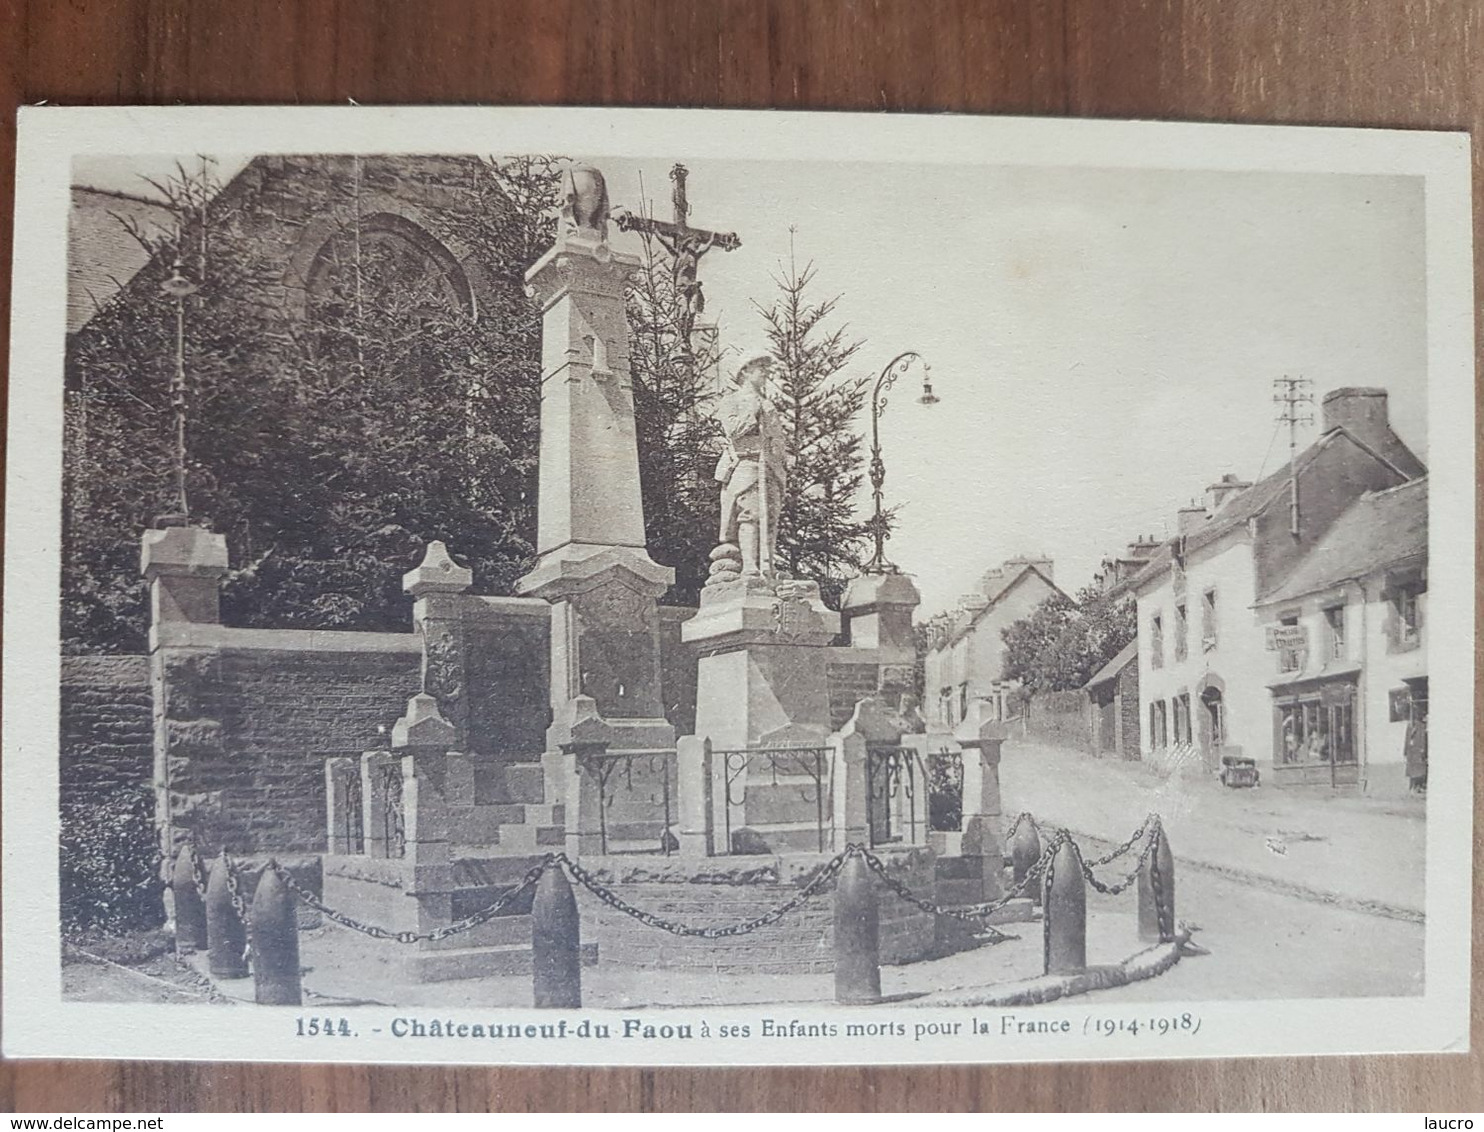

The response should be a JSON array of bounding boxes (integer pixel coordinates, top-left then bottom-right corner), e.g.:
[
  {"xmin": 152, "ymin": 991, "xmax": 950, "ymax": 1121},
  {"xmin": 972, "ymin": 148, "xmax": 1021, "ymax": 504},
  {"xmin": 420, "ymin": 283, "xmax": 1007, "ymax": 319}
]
[{"xmin": 1219, "ymin": 752, "xmax": 1261, "ymax": 788}]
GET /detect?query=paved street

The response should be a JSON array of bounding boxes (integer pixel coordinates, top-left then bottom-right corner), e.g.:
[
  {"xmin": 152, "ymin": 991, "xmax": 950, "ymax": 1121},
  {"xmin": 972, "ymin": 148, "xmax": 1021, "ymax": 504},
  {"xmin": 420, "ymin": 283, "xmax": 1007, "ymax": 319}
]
[{"xmin": 999, "ymin": 737, "xmax": 1425, "ymax": 1000}]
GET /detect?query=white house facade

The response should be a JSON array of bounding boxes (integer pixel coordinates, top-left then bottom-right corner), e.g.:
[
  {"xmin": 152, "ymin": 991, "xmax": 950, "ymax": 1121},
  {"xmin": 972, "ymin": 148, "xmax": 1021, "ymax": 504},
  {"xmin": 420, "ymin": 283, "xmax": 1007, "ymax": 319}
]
[{"xmin": 1254, "ymin": 477, "xmax": 1427, "ymax": 792}]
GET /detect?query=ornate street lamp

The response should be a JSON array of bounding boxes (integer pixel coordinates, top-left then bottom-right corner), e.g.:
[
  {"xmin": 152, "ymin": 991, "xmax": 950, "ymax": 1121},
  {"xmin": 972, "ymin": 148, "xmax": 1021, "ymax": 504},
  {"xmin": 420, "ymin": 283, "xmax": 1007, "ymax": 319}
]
[
  {"xmin": 159, "ymin": 259, "xmax": 199, "ymax": 525},
  {"xmin": 862, "ymin": 350, "xmax": 936, "ymax": 574}
]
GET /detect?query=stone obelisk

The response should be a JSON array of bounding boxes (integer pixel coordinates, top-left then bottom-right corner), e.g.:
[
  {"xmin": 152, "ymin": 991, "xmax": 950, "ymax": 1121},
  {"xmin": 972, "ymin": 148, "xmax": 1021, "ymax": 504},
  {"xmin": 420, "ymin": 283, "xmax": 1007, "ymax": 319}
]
[{"xmin": 517, "ymin": 164, "xmax": 676, "ymax": 763}]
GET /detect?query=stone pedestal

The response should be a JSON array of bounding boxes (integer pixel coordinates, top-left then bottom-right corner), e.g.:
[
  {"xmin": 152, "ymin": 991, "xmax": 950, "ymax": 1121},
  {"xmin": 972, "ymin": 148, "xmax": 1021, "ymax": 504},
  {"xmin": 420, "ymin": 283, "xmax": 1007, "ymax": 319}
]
[
  {"xmin": 141, "ymin": 525, "xmax": 229, "ymax": 630},
  {"xmin": 683, "ymin": 577, "xmax": 841, "ymax": 749},
  {"xmin": 948, "ymin": 700, "xmax": 1008, "ymax": 902},
  {"xmin": 682, "ymin": 578, "xmax": 842, "ymax": 853}
]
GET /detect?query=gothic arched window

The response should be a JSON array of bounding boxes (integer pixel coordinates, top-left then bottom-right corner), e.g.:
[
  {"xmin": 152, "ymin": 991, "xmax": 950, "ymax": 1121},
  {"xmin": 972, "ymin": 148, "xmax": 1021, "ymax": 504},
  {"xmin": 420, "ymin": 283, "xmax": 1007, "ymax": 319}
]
[{"xmin": 303, "ymin": 212, "xmax": 476, "ymax": 388}]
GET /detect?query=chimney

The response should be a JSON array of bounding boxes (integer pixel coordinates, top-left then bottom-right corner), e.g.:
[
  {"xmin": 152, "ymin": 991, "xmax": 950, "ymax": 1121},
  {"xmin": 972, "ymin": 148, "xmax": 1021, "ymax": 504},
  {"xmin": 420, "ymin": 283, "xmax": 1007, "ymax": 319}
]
[
  {"xmin": 1126, "ymin": 534, "xmax": 1160, "ymax": 560},
  {"xmin": 1205, "ymin": 473, "xmax": 1252, "ymax": 514},
  {"xmin": 1322, "ymin": 387, "xmax": 1391, "ymax": 447},
  {"xmin": 1005, "ymin": 554, "xmax": 1054, "ymax": 583},
  {"xmin": 1176, "ymin": 502, "xmax": 1209, "ymax": 536}
]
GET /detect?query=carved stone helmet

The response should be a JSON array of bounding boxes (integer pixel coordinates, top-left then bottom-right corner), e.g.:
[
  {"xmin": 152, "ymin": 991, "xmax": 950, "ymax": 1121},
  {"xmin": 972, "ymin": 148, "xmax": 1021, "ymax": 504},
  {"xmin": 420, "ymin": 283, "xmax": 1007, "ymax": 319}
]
[{"xmin": 563, "ymin": 163, "xmax": 610, "ymax": 237}]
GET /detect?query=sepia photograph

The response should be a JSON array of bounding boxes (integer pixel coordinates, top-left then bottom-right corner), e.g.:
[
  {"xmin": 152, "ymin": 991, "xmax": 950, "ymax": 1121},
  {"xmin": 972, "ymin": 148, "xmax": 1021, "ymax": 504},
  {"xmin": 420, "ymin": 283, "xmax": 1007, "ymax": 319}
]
[{"xmin": 3, "ymin": 106, "xmax": 1473, "ymax": 1066}]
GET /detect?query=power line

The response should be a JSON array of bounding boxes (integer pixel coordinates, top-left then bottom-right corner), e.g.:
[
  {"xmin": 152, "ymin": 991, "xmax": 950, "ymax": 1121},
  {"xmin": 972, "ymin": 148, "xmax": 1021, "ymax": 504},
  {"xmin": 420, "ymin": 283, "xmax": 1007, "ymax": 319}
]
[{"xmin": 1273, "ymin": 375, "xmax": 1314, "ymax": 537}]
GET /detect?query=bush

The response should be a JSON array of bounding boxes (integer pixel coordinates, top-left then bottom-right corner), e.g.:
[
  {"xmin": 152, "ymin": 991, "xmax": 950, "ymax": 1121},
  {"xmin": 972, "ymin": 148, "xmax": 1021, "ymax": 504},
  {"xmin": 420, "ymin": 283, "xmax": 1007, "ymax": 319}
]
[{"xmin": 59, "ymin": 790, "xmax": 164, "ymax": 935}]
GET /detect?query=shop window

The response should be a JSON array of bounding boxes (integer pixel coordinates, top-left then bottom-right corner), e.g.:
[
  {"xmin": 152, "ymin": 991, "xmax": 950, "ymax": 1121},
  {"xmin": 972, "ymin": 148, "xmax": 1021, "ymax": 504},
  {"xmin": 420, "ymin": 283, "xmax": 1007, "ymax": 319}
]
[
  {"xmin": 1174, "ymin": 603, "xmax": 1188, "ymax": 663},
  {"xmin": 1276, "ymin": 692, "xmax": 1357, "ymax": 765}
]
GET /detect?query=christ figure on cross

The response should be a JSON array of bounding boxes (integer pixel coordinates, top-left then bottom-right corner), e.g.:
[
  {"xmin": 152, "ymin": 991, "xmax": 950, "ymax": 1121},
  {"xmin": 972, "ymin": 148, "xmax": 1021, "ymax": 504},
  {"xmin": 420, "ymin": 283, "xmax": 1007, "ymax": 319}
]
[{"xmin": 615, "ymin": 163, "xmax": 741, "ymax": 354}]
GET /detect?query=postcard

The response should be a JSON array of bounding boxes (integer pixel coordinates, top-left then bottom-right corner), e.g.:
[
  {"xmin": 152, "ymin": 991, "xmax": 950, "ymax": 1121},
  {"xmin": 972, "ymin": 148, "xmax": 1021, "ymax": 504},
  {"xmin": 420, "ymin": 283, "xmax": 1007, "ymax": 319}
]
[{"xmin": 3, "ymin": 105, "xmax": 1473, "ymax": 1064}]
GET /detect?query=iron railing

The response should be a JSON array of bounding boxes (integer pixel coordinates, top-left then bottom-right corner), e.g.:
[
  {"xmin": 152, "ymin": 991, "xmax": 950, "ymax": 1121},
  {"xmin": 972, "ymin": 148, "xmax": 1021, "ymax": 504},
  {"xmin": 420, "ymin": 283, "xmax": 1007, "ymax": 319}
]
[
  {"xmin": 865, "ymin": 745, "xmax": 926, "ymax": 848},
  {"xmin": 714, "ymin": 746, "xmax": 833, "ymax": 854},
  {"xmin": 380, "ymin": 765, "xmax": 406, "ymax": 859},
  {"xmin": 576, "ymin": 748, "xmax": 677, "ymax": 856},
  {"xmin": 342, "ymin": 769, "xmax": 365, "ymax": 854},
  {"xmin": 927, "ymin": 746, "xmax": 964, "ymax": 832}
]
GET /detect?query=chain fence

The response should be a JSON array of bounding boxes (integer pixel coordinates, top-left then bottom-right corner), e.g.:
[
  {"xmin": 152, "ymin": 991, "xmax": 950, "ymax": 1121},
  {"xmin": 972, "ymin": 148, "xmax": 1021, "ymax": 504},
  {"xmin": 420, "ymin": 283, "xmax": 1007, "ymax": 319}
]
[{"xmin": 172, "ymin": 812, "xmax": 1166, "ymax": 956}]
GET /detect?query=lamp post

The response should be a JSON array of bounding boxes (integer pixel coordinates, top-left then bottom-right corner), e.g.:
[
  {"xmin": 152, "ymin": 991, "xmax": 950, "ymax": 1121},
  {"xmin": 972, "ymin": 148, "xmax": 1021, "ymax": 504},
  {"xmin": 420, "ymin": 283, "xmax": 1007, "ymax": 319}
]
[
  {"xmin": 159, "ymin": 259, "xmax": 199, "ymax": 525},
  {"xmin": 862, "ymin": 351, "xmax": 937, "ymax": 574}
]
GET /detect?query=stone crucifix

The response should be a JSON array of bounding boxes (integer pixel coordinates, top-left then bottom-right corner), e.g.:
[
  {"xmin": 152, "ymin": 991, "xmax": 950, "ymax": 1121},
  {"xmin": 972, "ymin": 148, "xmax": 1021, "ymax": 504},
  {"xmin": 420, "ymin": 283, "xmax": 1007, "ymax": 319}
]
[{"xmin": 615, "ymin": 163, "xmax": 742, "ymax": 353}]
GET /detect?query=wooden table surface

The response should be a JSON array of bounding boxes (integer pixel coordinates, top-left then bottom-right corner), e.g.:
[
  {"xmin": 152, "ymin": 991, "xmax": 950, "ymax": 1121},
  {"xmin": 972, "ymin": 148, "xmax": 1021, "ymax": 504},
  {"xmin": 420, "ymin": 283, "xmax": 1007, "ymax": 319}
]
[{"xmin": 1, "ymin": 0, "xmax": 1479, "ymax": 1113}]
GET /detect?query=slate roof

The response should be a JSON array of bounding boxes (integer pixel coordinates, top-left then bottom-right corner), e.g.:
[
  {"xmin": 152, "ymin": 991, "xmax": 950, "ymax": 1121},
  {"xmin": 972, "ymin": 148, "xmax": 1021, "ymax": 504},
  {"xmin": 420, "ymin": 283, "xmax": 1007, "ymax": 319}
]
[
  {"xmin": 1129, "ymin": 426, "xmax": 1418, "ymax": 595},
  {"xmin": 1085, "ymin": 638, "xmax": 1138, "ymax": 690},
  {"xmin": 937, "ymin": 563, "xmax": 1068, "ymax": 650},
  {"xmin": 68, "ymin": 187, "xmax": 177, "ymax": 333},
  {"xmin": 1257, "ymin": 476, "xmax": 1427, "ymax": 606}
]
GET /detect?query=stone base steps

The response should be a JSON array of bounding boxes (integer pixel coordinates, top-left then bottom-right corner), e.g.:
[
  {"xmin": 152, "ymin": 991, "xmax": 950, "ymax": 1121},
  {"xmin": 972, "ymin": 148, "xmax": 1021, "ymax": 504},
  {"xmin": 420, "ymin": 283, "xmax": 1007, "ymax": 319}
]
[{"xmin": 398, "ymin": 940, "xmax": 599, "ymax": 984}]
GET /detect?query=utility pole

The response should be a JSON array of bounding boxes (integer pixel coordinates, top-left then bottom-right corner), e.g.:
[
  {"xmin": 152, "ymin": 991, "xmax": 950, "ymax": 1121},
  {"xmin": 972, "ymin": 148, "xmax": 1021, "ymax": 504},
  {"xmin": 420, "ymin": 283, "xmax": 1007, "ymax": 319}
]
[{"xmin": 1273, "ymin": 375, "xmax": 1314, "ymax": 538}]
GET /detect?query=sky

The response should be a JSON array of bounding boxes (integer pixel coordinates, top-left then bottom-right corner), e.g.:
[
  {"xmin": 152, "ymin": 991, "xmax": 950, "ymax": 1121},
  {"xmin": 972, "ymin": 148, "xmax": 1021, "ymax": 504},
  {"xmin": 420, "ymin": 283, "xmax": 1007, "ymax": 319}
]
[{"xmin": 74, "ymin": 154, "xmax": 1428, "ymax": 615}]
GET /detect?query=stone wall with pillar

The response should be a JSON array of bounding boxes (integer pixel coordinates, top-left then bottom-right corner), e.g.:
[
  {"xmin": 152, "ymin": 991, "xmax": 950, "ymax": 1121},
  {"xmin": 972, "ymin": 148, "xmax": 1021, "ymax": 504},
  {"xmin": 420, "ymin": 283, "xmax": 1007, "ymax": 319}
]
[{"xmin": 142, "ymin": 526, "xmax": 423, "ymax": 863}]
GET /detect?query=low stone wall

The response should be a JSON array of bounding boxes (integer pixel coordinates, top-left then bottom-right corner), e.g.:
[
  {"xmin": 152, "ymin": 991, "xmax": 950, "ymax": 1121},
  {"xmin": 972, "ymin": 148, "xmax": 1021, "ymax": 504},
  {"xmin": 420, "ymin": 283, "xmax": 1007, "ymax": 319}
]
[
  {"xmin": 573, "ymin": 849, "xmax": 938, "ymax": 974},
  {"xmin": 153, "ymin": 624, "xmax": 424, "ymax": 859},
  {"xmin": 1021, "ymin": 690, "xmax": 1094, "ymax": 752},
  {"xmin": 61, "ymin": 655, "xmax": 153, "ymax": 803}
]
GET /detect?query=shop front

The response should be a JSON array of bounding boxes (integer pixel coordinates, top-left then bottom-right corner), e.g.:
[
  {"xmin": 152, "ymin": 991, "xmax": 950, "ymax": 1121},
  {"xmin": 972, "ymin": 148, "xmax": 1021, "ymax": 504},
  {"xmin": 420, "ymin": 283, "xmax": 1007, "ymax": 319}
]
[{"xmin": 1268, "ymin": 667, "xmax": 1362, "ymax": 787}]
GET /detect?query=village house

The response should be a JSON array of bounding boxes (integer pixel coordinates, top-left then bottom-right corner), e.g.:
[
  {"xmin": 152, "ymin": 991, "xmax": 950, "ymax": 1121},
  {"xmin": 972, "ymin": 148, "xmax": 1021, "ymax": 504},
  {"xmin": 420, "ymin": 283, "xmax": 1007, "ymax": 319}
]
[
  {"xmin": 922, "ymin": 555, "xmax": 1065, "ymax": 728},
  {"xmin": 1131, "ymin": 387, "xmax": 1425, "ymax": 778},
  {"xmin": 1253, "ymin": 476, "xmax": 1427, "ymax": 792}
]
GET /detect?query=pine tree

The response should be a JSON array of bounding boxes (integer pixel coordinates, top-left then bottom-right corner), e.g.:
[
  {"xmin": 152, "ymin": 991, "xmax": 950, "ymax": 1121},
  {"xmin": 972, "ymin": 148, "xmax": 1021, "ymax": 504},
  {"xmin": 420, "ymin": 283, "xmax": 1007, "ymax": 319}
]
[
  {"xmin": 63, "ymin": 155, "xmax": 556, "ymax": 651},
  {"xmin": 623, "ymin": 224, "xmax": 724, "ymax": 606},
  {"xmin": 755, "ymin": 239, "xmax": 873, "ymax": 607}
]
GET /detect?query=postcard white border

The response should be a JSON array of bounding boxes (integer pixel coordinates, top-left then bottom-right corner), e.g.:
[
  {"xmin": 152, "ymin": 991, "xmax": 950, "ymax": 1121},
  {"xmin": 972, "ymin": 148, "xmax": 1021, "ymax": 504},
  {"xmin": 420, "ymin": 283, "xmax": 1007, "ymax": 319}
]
[{"xmin": 4, "ymin": 105, "xmax": 1474, "ymax": 1066}]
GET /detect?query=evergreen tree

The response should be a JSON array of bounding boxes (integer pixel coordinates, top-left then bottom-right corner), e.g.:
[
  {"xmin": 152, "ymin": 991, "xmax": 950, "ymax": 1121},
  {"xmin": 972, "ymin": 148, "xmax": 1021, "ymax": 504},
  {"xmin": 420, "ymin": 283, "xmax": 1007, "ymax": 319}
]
[
  {"xmin": 755, "ymin": 239, "xmax": 873, "ymax": 607},
  {"xmin": 63, "ymin": 155, "xmax": 556, "ymax": 652},
  {"xmin": 623, "ymin": 222, "xmax": 725, "ymax": 606},
  {"xmin": 1000, "ymin": 586, "xmax": 1136, "ymax": 693}
]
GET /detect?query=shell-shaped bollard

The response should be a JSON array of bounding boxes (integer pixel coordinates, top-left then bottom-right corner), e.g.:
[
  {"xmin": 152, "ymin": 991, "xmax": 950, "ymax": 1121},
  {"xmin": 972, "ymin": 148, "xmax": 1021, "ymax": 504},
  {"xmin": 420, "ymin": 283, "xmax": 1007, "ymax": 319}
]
[
  {"xmin": 171, "ymin": 844, "xmax": 208, "ymax": 954},
  {"xmin": 205, "ymin": 851, "xmax": 249, "ymax": 979},
  {"xmin": 1042, "ymin": 837, "xmax": 1087, "ymax": 975},
  {"xmin": 1010, "ymin": 819, "xmax": 1042, "ymax": 904},
  {"xmin": 1137, "ymin": 822, "xmax": 1177, "ymax": 944},
  {"xmin": 833, "ymin": 853, "xmax": 881, "ymax": 1005},
  {"xmin": 249, "ymin": 863, "xmax": 302, "ymax": 1005},
  {"xmin": 532, "ymin": 865, "xmax": 582, "ymax": 1009}
]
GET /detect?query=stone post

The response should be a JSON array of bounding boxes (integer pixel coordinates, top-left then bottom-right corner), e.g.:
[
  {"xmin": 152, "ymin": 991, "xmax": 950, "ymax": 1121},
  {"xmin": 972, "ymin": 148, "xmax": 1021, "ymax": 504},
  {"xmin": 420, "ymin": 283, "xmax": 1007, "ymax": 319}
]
[
  {"xmin": 249, "ymin": 863, "xmax": 302, "ymax": 1006},
  {"xmin": 140, "ymin": 525, "xmax": 229, "ymax": 631},
  {"xmin": 831, "ymin": 732, "xmax": 868, "ymax": 851},
  {"xmin": 532, "ymin": 864, "xmax": 582, "ymax": 1008},
  {"xmin": 404, "ymin": 541, "xmax": 475, "ymax": 747},
  {"xmin": 205, "ymin": 851, "xmax": 248, "ymax": 979},
  {"xmin": 1137, "ymin": 821, "xmax": 1177, "ymax": 943},
  {"xmin": 951, "ymin": 700, "xmax": 1008, "ymax": 901},
  {"xmin": 170, "ymin": 844, "xmax": 208, "ymax": 954},
  {"xmin": 830, "ymin": 698, "xmax": 904, "ymax": 851},
  {"xmin": 141, "ymin": 525, "xmax": 229, "ymax": 887},
  {"xmin": 676, "ymin": 735, "xmax": 714, "ymax": 857},
  {"xmin": 324, "ymin": 757, "xmax": 362, "ymax": 855},
  {"xmin": 391, "ymin": 692, "xmax": 459, "ymax": 934},
  {"xmin": 1043, "ymin": 838, "xmax": 1087, "ymax": 975},
  {"xmin": 548, "ymin": 695, "xmax": 615, "ymax": 858},
  {"xmin": 833, "ymin": 853, "xmax": 881, "ymax": 1005}
]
